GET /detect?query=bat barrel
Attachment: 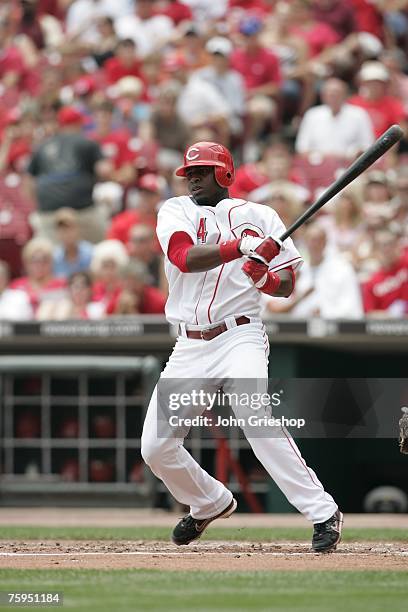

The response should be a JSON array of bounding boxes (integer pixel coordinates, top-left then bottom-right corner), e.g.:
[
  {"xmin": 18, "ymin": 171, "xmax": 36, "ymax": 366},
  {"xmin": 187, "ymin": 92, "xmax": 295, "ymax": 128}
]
[{"xmin": 279, "ymin": 124, "xmax": 404, "ymax": 242}]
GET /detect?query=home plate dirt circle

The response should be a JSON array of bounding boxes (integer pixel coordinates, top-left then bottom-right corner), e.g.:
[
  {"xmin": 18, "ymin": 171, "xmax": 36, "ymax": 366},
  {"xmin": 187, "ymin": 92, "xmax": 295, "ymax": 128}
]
[{"xmin": 1, "ymin": 540, "xmax": 407, "ymax": 571}]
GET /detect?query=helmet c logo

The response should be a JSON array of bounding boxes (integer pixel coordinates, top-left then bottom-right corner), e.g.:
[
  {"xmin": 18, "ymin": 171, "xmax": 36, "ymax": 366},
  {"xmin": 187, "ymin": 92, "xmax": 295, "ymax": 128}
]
[{"xmin": 186, "ymin": 147, "xmax": 200, "ymax": 161}]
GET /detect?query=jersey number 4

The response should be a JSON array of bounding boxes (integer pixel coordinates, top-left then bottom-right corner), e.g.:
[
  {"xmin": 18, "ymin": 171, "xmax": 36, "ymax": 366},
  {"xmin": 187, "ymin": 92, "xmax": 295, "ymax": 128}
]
[{"xmin": 197, "ymin": 218, "xmax": 208, "ymax": 243}]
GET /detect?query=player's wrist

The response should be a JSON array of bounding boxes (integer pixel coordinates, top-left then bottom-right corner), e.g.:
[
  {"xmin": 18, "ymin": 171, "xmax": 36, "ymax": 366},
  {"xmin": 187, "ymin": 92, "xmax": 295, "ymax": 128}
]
[
  {"xmin": 260, "ymin": 271, "xmax": 281, "ymax": 295},
  {"xmin": 219, "ymin": 239, "xmax": 242, "ymax": 263}
]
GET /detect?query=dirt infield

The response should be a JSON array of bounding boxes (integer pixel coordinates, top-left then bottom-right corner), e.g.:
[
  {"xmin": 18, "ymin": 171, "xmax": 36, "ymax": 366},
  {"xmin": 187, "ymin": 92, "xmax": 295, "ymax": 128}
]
[
  {"xmin": 0, "ymin": 509, "xmax": 407, "ymax": 572},
  {"xmin": 1, "ymin": 540, "xmax": 407, "ymax": 571}
]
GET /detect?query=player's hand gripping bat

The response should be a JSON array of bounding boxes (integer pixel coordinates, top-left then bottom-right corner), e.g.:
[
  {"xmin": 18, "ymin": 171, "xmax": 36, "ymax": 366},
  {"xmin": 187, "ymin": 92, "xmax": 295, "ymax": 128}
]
[{"xmin": 250, "ymin": 124, "xmax": 404, "ymax": 264}]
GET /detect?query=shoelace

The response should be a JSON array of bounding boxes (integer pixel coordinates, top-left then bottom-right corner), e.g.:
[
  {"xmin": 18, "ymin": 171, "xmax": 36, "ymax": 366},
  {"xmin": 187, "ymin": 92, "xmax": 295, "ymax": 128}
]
[
  {"xmin": 314, "ymin": 517, "xmax": 336, "ymax": 535},
  {"xmin": 180, "ymin": 514, "xmax": 197, "ymax": 528}
]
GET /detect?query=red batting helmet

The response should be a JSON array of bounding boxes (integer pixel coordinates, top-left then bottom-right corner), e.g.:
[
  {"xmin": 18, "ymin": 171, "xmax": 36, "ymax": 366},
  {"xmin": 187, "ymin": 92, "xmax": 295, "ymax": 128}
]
[{"xmin": 175, "ymin": 141, "xmax": 235, "ymax": 188}]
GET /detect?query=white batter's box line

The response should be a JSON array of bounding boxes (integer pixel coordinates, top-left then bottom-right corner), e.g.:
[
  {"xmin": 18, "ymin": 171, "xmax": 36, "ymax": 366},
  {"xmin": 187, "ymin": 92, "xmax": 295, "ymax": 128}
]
[{"xmin": 0, "ymin": 552, "xmax": 407, "ymax": 557}]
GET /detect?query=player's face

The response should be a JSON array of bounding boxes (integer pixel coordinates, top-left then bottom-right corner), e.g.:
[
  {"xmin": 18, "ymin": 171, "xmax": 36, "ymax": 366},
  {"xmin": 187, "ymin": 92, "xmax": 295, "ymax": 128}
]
[{"xmin": 185, "ymin": 166, "xmax": 224, "ymax": 206}]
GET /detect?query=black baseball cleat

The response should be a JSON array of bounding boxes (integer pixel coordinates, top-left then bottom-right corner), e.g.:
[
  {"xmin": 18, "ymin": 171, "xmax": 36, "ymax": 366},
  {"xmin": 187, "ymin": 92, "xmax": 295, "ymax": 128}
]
[
  {"xmin": 312, "ymin": 510, "xmax": 343, "ymax": 553},
  {"xmin": 172, "ymin": 498, "xmax": 237, "ymax": 546}
]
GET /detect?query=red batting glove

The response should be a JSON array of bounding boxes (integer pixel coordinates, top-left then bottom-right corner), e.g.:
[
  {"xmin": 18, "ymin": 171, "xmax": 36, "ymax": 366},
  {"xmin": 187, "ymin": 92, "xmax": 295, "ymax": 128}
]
[
  {"xmin": 242, "ymin": 260, "xmax": 282, "ymax": 294},
  {"xmin": 242, "ymin": 260, "xmax": 269, "ymax": 288},
  {"xmin": 253, "ymin": 237, "xmax": 281, "ymax": 264}
]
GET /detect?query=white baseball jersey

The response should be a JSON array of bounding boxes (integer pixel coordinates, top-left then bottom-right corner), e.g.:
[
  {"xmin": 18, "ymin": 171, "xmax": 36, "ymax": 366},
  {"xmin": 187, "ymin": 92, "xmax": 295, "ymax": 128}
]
[{"xmin": 156, "ymin": 196, "xmax": 303, "ymax": 325}]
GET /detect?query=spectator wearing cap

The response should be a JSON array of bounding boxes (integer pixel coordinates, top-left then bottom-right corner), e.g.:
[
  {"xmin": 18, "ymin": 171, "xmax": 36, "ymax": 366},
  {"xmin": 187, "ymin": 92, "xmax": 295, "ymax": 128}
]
[
  {"xmin": 103, "ymin": 39, "xmax": 145, "ymax": 86},
  {"xmin": 72, "ymin": 75, "xmax": 97, "ymax": 102},
  {"xmin": 93, "ymin": 181, "xmax": 124, "ymax": 220},
  {"xmin": 112, "ymin": 76, "xmax": 152, "ymax": 131},
  {"xmin": 115, "ymin": 0, "xmax": 174, "ymax": 59},
  {"xmin": 52, "ymin": 208, "xmax": 94, "ymax": 278},
  {"xmin": 10, "ymin": 237, "xmax": 67, "ymax": 314},
  {"xmin": 89, "ymin": 99, "xmax": 138, "ymax": 187},
  {"xmin": 107, "ymin": 173, "xmax": 164, "ymax": 246},
  {"xmin": 166, "ymin": 51, "xmax": 231, "ymax": 144},
  {"xmin": 176, "ymin": 22, "xmax": 208, "ymax": 71},
  {"xmin": 194, "ymin": 37, "xmax": 246, "ymax": 137},
  {"xmin": 230, "ymin": 16, "xmax": 282, "ymax": 153},
  {"xmin": 231, "ymin": 16, "xmax": 281, "ymax": 96},
  {"xmin": 70, "ymin": 75, "xmax": 100, "ymax": 128},
  {"xmin": 295, "ymin": 78, "xmax": 374, "ymax": 158},
  {"xmin": 150, "ymin": 81, "xmax": 191, "ymax": 153},
  {"xmin": 26, "ymin": 105, "xmax": 112, "ymax": 243},
  {"xmin": 0, "ymin": 259, "xmax": 33, "ymax": 321},
  {"xmin": 363, "ymin": 230, "xmax": 408, "ymax": 317},
  {"xmin": 348, "ymin": 61, "xmax": 406, "ymax": 138}
]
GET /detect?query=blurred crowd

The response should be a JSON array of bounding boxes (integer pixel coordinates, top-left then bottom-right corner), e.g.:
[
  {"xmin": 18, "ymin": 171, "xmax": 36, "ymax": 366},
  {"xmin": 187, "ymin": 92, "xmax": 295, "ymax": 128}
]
[{"xmin": 0, "ymin": 0, "xmax": 407, "ymax": 322}]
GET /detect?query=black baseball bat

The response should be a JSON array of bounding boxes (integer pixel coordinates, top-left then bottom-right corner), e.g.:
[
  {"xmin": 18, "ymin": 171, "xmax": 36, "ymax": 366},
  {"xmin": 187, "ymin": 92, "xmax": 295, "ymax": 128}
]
[{"xmin": 279, "ymin": 124, "xmax": 404, "ymax": 242}]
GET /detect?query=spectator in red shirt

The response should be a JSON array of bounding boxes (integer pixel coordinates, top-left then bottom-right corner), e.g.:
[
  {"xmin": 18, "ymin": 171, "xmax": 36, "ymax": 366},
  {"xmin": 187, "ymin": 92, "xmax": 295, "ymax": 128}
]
[
  {"xmin": 312, "ymin": 0, "xmax": 356, "ymax": 41},
  {"xmin": 363, "ymin": 230, "xmax": 408, "ymax": 317},
  {"xmin": 155, "ymin": 0, "xmax": 193, "ymax": 25},
  {"xmin": 0, "ymin": 15, "xmax": 38, "ymax": 95},
  {"xmin": 229, "ymin": 0, "xmax": 273, "ymax": 15},
  {"xmin": 103, "ymin": 38, "xmax": 145, "ymax": 86},
  {"xmin": 349, "ymin": 0, "xmax": 384, "ymax": 41},
  {"xmin": 0, "ymin": 108, "xmax": 32, "ymax": 173},
  {"xmin": 10, "ymin": 237, "xmax": 67, "ymax": 313},
  {"xmin": 288, "ymin": 0, "xmax": 340, "ymax": 57},
  {"xmin": 231, "ymin": 16, "xmax": 282, "ymax": 151},
  {"xmin": 231, "ymin": 16, "xmax": 281, "ymax": 95},
  {"xmin": 348, "ymin": 61, "xmax": 406, "ymax": 138},
  {"xmin": 107, "ymin": 173, "xmax": 164, "ymax": 246},
  {"xmin": 106, "ymin": 259, "xmax": 166, "ymax": 316},
  {"xmin": 90, "ymin": 99, "xmax": 137, "ymax": 186}
]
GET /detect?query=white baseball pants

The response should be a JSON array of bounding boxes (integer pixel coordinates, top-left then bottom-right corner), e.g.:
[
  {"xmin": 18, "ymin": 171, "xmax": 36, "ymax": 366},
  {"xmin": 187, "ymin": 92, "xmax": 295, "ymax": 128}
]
[{"xmin": 141, "ymin": 320, "xmax": 337, "ymax": 522}]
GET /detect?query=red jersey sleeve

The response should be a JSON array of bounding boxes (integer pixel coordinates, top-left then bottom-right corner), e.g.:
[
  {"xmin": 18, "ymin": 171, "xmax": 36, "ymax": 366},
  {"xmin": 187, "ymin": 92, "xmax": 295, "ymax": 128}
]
[{"xmin": 167, "ymin": 231, "xmax": 195, "ymax": 272}]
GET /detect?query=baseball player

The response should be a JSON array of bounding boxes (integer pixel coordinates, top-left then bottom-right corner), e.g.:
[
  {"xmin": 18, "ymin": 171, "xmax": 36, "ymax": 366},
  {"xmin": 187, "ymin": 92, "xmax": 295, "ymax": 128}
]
[{"xmin": 141, "ymin": 141, "xmax": 342, "ymax": 552}]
